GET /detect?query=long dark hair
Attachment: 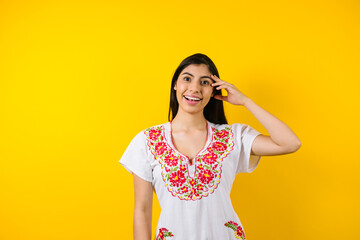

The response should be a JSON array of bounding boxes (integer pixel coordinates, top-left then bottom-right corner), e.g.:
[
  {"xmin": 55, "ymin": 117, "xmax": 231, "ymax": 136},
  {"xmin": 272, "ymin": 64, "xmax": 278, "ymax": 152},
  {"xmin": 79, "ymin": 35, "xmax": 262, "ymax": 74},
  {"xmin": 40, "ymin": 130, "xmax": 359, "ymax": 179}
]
[{"xmin": 168, "ymin": 53, "xmax": 228, "ymax": 124}]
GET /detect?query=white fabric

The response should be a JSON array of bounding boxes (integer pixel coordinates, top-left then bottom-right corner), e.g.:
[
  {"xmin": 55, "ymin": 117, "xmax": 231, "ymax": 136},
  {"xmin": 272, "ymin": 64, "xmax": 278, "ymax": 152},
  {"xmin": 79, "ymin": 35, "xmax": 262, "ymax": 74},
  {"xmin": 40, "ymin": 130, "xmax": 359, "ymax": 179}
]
[{"xmin": 119, "ymin": 120, "xmax": 261, "ymax": 240}]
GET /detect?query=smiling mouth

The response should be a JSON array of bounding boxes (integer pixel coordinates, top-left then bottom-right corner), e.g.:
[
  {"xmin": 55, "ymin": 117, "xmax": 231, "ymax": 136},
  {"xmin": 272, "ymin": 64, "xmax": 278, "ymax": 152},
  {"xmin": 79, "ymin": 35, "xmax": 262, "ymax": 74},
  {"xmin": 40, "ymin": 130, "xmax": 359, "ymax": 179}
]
[{"xmin": 184, "ymin": 95, "xmax": 202, "ymax": 101}]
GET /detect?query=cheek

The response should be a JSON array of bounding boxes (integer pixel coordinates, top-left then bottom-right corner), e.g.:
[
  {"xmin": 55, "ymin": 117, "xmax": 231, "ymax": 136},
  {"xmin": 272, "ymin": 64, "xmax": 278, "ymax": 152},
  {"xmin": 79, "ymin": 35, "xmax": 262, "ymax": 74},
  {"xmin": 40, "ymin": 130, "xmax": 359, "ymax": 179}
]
[
  {"xmin": 206, "ymin": 89, "xmax": 214, "ymax": 97},
  {"xmin": 176, "ymin": 88, "xmax": 184, "ymax": 100},
  {"xmin": 176, "ymin": 85, "xmax": 185, "ymax": 95}
]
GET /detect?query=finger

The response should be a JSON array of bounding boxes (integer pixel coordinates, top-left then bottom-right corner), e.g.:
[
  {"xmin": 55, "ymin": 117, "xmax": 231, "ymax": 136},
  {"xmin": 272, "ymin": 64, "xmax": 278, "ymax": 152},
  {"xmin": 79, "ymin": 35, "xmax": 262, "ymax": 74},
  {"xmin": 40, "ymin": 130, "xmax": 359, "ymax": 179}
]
[
  {"xmin": 211, "ymin": 75, "xmax": 231, "ymax": 86},
  {"xmin": 211, "ymin": 82, "xmax": 221, "ymax": 86},
  {"xmin": 215, "ymin": 83, "xmax": 232, "ymax": 90},
  {"xmin": 212, "ymin": 80, "xmax": 230, "ymax": 87},
  {"xmin": 214, "ymin": 95, "xmax": 228, "ymax": 102},
  {"xmin": 216, "ymin": 85, "xmax": 227, "ymax": 90},
  {"xmin": 210, "ymin": 74, "xmax": 223, "ymax": 82}
]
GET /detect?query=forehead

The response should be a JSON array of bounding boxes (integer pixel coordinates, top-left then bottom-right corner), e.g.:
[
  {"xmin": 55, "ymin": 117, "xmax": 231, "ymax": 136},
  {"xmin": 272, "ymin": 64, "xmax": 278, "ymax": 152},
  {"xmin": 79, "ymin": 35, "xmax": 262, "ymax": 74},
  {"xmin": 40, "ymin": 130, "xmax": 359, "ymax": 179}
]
[{"xmin": 180, "ymin": 64, "xmax": 211, "ymax": 75}]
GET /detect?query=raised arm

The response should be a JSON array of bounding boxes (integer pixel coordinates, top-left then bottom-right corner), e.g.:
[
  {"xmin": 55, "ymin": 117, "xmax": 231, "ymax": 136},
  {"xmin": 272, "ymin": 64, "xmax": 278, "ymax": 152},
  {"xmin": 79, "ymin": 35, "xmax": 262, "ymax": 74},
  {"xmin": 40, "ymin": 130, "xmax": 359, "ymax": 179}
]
[
  {"xmin": 133, "ymin": 173, "xmax": 153, "ymax": 240},
  {"xmin": 210, "ymin": 74, "xmax": 301, "ymax": 156},
  {"xmin": 243, "ymin": 97, "xmax": 301, "ymax": 156}
]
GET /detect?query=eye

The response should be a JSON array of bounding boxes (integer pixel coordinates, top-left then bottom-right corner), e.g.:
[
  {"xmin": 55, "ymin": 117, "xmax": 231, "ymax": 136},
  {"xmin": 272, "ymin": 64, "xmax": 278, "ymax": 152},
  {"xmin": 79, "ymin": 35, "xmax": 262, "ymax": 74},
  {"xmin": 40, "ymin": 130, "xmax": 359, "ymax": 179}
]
[
  {"xmin": 183, "ymin": 77, "xmax": 191, "ymax": 81},
  {"xmin": 201, "ymin": 80, "xmax": 210, "ymax": 85}
]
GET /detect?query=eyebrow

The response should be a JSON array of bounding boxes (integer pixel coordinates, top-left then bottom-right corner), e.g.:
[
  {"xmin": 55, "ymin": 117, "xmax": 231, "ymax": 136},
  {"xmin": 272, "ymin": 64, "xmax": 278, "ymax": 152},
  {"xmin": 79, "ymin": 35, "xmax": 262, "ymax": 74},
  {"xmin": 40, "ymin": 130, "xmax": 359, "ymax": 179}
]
[{"xmin": 181, "ymin": 72, "xmax": 215, "ymax": 82}]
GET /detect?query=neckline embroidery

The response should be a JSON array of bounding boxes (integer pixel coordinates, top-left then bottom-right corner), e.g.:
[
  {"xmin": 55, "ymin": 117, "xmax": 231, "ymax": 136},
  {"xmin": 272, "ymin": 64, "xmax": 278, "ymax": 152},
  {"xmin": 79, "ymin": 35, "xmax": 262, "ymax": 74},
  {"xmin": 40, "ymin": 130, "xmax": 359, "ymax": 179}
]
[
  {"xmin": 168, "ymin": 120, "xmax": 211, "ymax": 165},
  {"xmin": 144, "ymin": 121, "xmax": 234, "ymax": 201}
]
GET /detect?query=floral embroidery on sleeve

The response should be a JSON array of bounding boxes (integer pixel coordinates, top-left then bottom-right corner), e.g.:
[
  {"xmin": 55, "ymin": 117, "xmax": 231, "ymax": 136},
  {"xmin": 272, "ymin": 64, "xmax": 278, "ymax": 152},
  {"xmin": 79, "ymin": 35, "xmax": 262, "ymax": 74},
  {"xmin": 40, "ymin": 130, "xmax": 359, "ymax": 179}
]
[
  {"xmin": 144, "ymin": 124, "xmax": 234, "ymax": 201},
  {"xmin": 224, "ymin": 221, "xmax": 246, "ymax": 239},
  {"xmin": 155, "ymin": 228, "xmax": 174, "ymax": 240}
]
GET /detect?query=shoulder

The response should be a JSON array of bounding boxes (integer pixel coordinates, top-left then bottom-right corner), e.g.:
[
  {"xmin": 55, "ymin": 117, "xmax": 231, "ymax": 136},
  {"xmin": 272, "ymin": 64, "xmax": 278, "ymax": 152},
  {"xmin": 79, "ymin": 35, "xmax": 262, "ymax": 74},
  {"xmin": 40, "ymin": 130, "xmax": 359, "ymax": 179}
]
[
  {"xmin": 143, "ymin": 122, "xmax": 166, "ymax": 131},
  {"xmin": 209, "ymin": 121, "xmax": 230, "ymax": 130},
  {"xmin": 210, "ymin": 122, "xmax": 247, "ymax": 131},
  {"xmin": 209, "ymin": 122, "xmax": 237, "ymax": 139},
  {"xmin": 133, "ymin": 122, "xmax": 167, "ymax": 140},
  {"xmin": 210, "ymin": 122, "xmax": 259, "ymax": 139},
  {"xmin": 140, "ymin": 122, "xmax": 167, "ymax": 134},
  {"xmin": 127, "ymin": 122, "xmax": 167, "ymax": 150}
]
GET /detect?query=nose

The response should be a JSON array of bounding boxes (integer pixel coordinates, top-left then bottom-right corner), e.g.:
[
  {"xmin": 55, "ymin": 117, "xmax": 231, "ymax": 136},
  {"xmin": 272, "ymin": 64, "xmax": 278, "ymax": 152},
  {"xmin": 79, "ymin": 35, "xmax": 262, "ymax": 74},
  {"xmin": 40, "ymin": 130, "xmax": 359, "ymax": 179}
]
[{"xmin": 188, "ymin": 79, "xmax": 201, "ymax": 92}]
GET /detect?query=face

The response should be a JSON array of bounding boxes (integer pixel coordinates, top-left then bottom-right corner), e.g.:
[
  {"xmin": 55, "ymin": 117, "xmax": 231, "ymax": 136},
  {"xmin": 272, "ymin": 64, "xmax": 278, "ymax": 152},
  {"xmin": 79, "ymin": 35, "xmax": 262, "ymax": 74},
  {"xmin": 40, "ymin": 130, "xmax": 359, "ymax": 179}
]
[{"xmin": 174, "ymin": 64, "xmax": 215, "ymax": 115}]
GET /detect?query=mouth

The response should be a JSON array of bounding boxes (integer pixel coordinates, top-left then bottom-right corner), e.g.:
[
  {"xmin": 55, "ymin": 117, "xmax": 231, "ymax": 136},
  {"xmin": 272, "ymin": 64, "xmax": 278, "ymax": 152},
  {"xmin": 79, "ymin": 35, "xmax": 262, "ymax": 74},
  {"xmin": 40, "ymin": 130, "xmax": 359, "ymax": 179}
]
[{"xmin": 183, "ymin": 95, "xmax": 202, "ymax": 102}]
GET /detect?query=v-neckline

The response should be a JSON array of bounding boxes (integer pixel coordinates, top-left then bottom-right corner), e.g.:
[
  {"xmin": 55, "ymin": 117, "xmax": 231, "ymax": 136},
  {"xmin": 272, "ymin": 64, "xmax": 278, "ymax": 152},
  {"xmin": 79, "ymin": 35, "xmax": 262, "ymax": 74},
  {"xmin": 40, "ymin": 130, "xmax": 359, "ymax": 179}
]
[{"xmin": 165, "ymin": 120, "xmax": 213, "ymax": 165}]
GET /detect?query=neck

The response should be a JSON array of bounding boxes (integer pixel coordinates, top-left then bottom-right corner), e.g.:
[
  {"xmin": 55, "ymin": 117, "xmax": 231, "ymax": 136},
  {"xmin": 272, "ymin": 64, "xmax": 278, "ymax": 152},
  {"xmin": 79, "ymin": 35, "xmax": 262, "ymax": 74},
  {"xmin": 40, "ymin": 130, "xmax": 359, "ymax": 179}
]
[{"xmin": 171, "ymin": 109, "xmax": 207, "ymax": 131}]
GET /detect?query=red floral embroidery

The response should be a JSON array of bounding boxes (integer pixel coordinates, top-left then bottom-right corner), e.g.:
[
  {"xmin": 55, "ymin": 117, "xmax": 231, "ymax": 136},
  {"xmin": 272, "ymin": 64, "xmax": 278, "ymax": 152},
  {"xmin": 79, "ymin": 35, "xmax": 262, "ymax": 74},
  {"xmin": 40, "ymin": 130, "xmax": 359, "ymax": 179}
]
[
  {"xmin": 198, "ymin": 169, "xmax": 215, "ymax": 184},
  {"xmin": 156, "ymin": 228, "xmax": 174, "ymax": 240},
  {"xmin": 144, "ymin": 124, "xmax": 234, "ymax": 201},
  {"xmin": 189, "ymin": 178, "xmax": 196, "ymax": 186},
  {"xmin": 197, "ymin": 163, "xmax": 204, "ymax": 170},
  {"xmin": 215, "ymin": 129, "xmax": 229, "ymax": 139},
  {"xmin": 164, "ymin": 153, "xmax": 179, "ymax": 167},
  {"xmin": 179, "ymin": 164, "xmax": 187, "ymax": 172},
  {"xmin": 155, "ymin": 142, "xmax": 168, "ymax": 155},
  {"xmin": 179, "ymin": 185, "xmax": 189, "ymax": 193},
  {"xmin": 169, "ymin": 170, "xmax": 186, "ymax": 187},
  {"xmin": 224, "ymin": 221, "xmax": 246, "ymax": 240},
  {"xmin": 202, "ymin": 150, "xmax": 218, "ymax": 165},
  {"xmin": 149, "ymin": 128, "xmax": 162, "ymax": 141},
  {"xmin": 188, "ymin": 187, "xmax": 200, "ymax": 199},
  {"xmin": 212, "ymin": 141, "xmax": 227, "ymax": 152}
]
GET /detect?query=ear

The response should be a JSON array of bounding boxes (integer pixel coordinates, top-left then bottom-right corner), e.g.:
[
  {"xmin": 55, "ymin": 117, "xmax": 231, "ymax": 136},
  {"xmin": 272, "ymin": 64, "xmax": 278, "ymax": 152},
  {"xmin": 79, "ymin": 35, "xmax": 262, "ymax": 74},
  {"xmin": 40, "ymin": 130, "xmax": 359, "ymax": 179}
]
[{"xmin": 174, "ymin": 81, "xmax": 177, "ymax": 91}]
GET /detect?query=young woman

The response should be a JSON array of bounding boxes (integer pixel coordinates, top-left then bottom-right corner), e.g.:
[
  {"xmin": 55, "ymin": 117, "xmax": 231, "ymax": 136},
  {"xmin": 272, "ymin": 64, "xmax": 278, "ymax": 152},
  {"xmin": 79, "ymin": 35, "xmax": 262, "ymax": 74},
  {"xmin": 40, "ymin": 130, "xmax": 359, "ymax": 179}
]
[{"xmin": 119, "ymin": 53, "xmax": 301, "ymax": 240}]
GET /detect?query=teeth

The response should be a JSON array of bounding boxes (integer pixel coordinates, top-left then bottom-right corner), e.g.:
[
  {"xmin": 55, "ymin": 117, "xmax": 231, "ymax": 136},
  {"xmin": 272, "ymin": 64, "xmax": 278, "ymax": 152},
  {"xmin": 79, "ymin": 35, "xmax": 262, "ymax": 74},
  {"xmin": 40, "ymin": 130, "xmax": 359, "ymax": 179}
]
[{"xmin": 185, "ymin": 96, "xmax": 201, "ymax": 101}]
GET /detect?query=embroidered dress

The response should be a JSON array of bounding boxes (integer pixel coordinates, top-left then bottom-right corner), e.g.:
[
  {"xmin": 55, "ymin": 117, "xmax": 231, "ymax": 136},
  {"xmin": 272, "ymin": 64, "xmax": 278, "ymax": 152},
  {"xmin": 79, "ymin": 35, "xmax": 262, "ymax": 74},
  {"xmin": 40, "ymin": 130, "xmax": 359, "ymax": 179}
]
[{"xmin": 119, "ymin": 120, "xmax": 261, "ymax": 240}]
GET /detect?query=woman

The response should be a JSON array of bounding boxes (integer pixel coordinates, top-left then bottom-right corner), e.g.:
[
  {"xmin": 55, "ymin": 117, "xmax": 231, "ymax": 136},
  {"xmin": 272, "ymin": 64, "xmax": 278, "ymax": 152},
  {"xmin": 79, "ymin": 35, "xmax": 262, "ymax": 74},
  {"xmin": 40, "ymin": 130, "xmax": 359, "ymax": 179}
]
[{"xmin": 119, "ymin": 53, "xmax": 301, "ymax": 240}]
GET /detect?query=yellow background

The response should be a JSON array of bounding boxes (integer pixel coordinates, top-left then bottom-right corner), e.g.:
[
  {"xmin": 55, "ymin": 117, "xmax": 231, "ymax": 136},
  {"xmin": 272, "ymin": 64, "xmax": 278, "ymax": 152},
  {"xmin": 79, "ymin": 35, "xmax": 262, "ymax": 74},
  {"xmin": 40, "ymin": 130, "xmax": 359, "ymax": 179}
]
[{"xmin": 1, "ymin": 0, "xmax": 359, "ymax": 239}]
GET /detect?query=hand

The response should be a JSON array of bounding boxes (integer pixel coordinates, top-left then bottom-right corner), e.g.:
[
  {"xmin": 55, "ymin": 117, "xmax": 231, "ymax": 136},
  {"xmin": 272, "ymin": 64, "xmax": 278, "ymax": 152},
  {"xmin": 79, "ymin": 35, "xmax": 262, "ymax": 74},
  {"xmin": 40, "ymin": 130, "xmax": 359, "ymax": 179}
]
[{"xmin": 210, "ymin": 74, "xmax": 249, "ymax": 106}]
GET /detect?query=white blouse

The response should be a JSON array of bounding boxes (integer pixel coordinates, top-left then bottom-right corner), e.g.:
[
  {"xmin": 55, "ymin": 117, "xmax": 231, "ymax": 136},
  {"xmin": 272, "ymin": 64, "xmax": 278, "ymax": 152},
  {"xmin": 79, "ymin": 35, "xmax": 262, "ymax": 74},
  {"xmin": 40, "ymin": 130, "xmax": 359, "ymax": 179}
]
[{"xmin": 119, "ymin": 120, "xmax": 261, "ymax": 240}]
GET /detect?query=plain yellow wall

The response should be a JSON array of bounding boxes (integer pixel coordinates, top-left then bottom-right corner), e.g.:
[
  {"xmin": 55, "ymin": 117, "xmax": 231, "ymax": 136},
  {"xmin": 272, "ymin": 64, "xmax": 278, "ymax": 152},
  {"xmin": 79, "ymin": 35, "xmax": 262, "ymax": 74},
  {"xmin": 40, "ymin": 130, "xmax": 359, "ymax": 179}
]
[{"xmin": 1, "ymin": 0, "xmax": 359, "ymax": 239}]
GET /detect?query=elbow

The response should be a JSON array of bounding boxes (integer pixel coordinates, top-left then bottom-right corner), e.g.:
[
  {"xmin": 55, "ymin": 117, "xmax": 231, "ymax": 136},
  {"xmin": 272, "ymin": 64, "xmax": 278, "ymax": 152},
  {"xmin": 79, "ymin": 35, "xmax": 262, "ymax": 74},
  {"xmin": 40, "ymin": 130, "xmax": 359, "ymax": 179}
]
[{"xmin": 287, "ymin": 139, "xmax": 302, "ymax": 153}]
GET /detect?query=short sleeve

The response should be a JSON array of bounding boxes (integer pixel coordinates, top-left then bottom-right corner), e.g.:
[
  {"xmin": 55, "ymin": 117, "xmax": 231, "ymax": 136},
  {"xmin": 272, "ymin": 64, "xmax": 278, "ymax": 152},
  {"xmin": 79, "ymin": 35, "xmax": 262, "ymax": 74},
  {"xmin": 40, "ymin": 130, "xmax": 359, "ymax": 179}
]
[
  {"xmin": 233, "ymin": 123, "xmax": 262, "ymax": 174},
  {"xmin": 118, "ymin": 130, "xmax": 153, "ymax": 182}
]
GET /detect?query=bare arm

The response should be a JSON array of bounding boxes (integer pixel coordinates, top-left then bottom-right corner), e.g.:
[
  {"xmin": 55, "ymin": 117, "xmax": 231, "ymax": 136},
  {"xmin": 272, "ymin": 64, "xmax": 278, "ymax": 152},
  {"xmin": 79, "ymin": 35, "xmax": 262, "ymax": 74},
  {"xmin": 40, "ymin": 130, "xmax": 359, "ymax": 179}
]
[
  {"xmin": 133, "ymin": 173, "xmax": 153, "ymax": 240},
  {"xmin": 243, "ymin": 97, "xmax": 302, "ymax": 156},
  {"xmin": 210, "ymin": 74, "xmax": 301, "ymax": 156}
]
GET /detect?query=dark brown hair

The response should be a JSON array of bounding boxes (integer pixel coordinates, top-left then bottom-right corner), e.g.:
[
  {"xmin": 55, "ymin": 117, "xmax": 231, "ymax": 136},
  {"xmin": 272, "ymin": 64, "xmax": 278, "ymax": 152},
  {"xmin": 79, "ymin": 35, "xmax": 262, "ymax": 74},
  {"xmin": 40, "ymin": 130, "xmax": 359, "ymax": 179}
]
[{"xmin": 168, "ymin": 53, "xmax": 227, "ymax": 124}]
